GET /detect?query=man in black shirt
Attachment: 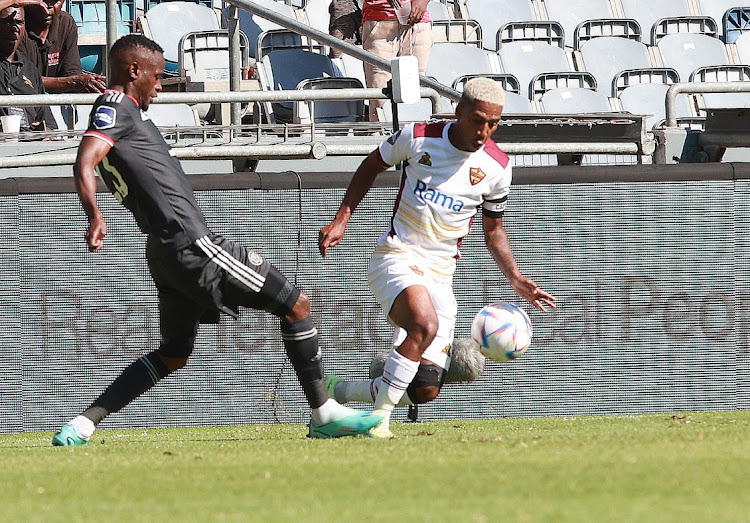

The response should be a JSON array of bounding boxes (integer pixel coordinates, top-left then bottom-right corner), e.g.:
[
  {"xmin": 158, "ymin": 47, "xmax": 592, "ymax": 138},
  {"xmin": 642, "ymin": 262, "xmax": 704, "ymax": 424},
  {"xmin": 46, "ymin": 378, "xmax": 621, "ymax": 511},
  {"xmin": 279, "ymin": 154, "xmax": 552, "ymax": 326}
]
[
  {"xmin": 17, "ymin": 0, "xmax": 106, "ymax": 93},
  {"xmin": 0, "ymin": 2, "xmax": 56, "ymax": 131},
  {"xmin": 52, "ymin": 34, "xmax": 383, "ymax": 445}
]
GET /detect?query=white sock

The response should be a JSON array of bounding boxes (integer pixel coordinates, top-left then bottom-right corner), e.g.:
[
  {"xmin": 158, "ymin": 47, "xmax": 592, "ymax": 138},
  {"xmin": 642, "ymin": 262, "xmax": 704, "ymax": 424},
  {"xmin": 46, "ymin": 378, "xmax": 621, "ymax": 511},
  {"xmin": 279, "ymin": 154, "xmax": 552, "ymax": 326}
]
[
  {"xmin": 374, "ymin": 351, "xmax": 420, "ymax": 413},
  {"xmin": 337, "ymin": 377, "xmax": 414, "ymax": 407},
  {"xmin": 311, "ymin": 398, "xmax": 351, "ymax": 425},
  {"xmin": 70, "ymin": 415, "xmax": 95, "ymax": 440}
]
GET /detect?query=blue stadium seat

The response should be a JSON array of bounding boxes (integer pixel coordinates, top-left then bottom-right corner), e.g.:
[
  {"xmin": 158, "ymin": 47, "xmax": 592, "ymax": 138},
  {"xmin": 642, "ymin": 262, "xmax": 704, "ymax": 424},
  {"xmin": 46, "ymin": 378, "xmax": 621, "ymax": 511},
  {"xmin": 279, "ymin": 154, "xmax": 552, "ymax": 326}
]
[
  {"xmin": 697, "ymin": 0, "xmax": 745, "ymax": 39},
  {"xmin": 722, "ymin": 6, "xmax": 750, "ymax": 43},
  {"xmin": 228, "ymin": 0, "xmax": 297, "ymax": 59},
  {"xmin": 67, "ymin": 0, "xmax": 135, "ymax": 34}
]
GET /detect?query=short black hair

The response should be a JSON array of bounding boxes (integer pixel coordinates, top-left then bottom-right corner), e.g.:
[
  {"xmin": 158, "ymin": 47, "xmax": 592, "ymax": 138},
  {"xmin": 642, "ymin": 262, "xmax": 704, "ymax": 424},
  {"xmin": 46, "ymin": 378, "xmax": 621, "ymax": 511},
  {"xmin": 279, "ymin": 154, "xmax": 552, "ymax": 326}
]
[{"xmin": 109, "ymin": 34, "xmax": 164, "ymax": 63}]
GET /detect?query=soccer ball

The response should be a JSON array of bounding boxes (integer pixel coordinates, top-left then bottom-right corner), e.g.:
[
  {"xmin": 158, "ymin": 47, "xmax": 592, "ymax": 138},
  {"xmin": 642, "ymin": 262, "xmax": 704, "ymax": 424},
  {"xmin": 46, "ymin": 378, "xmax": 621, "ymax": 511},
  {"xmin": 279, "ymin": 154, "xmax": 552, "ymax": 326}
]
[{"xmin": 470, "ymin": 303, "xmax": 532, "ymax": 362}]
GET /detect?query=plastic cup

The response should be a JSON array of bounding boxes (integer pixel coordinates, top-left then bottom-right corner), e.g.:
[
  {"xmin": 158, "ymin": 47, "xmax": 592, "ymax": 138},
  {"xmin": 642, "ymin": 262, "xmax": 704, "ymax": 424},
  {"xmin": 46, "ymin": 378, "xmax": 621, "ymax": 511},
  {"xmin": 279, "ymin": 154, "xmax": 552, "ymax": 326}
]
[
  {"xmin": 1, "ymin": 114, "xmax": 21, "ymax": 142},
  {"xmin": 396, "ymin": 0, "xmax": 412, "ymax": 24}
]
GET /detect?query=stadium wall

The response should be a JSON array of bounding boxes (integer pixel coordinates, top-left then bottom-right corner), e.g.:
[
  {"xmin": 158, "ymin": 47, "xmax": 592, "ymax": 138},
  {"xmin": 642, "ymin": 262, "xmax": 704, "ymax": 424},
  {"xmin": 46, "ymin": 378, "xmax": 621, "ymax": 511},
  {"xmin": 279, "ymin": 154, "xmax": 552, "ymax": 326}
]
[{"xmin": 1, "ymin": 164, "xmax": 749, "ymax": 434}]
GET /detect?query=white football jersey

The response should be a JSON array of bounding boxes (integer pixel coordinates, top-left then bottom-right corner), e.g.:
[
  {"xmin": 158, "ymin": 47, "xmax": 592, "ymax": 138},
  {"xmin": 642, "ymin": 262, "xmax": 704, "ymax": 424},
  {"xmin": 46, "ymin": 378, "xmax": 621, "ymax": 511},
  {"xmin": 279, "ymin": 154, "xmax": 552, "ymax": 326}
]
[{"xmin": 375, "ymin": 121, "xmax": 512, "ymax": 278}]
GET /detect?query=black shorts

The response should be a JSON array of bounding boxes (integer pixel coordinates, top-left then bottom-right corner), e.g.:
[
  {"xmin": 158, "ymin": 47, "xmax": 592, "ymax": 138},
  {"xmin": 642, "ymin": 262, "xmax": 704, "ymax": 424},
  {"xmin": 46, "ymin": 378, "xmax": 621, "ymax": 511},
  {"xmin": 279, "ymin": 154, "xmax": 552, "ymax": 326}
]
[{"xmin": 146, "ymin": 234, "xmax": 300, "ymax": 356}]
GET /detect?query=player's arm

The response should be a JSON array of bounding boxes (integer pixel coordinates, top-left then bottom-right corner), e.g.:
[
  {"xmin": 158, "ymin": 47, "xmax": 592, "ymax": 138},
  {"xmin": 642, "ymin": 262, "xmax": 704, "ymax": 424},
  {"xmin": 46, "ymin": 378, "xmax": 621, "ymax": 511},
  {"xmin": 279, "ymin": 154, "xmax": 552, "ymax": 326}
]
[
  {"xmin": 318, "ymin": 149, "xmax": 390, "ymax": 256},
  {"xmin": 73, "ymin": 136, "xmax": 111, "ymax": 252},
  {"xmin": 483, "ymin": 214, "xmax": 556, "ymax": 312}
]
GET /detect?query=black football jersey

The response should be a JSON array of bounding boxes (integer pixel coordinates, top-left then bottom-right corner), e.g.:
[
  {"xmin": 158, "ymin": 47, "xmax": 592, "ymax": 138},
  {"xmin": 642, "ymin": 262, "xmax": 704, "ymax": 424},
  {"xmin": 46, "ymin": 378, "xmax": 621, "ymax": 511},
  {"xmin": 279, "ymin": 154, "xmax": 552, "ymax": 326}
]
[{"xmin": 84, "ymin": 90, "xmax": 210, "ymax": 250}]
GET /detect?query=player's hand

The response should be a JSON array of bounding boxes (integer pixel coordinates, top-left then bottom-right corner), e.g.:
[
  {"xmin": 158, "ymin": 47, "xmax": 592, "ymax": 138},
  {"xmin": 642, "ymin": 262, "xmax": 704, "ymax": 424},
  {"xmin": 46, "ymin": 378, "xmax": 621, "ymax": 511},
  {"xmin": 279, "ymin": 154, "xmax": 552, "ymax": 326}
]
[
  {"xmin": 510, "ymin": 276, "xmax": 556, "ymax": 312},
  {"xmin": 408, "ymin": 0, "xmax": 429, "ymax": 25},
  {"xmin": 85, "ymin": 216, "xmax": 107, "ymax": 252},
  {"xmin": 76, "ymin": 73, "xmax": 107, "ymax": 93},
  {"xmin": 318, "ymin": 220, "xmax": 347, "ymax": 257}
]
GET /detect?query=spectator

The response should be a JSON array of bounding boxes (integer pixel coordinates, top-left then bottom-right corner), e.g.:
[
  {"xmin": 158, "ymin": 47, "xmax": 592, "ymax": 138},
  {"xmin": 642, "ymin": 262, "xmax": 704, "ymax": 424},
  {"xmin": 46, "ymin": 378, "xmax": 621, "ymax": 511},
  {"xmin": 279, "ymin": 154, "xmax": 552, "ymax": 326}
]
[
  {"xmin": 0, "ymin": 2, "xmax": 56, "ymax": 131},
  {"xmin": 18, "ymin": 0, "xmax": 106, "ymax": 93},
  {"xmin": 328, "ymin": 0, "xmax": 362, "ymax": 59},
  {"xmin": 362, "ymin": 0, "xmax": 432, "ymax": 121}
]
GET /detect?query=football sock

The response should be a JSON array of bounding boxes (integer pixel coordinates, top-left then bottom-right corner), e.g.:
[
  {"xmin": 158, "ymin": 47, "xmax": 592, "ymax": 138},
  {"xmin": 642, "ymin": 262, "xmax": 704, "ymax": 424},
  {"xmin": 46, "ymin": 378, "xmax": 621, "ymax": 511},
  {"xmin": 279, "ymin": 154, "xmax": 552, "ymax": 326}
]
[
  {"xmin": 81, "ymin": 351, "xmax": 171, "ymax": 425},
  {"xmin": 336, "ymin": 377, "xmax": 414, "ymax": 407},
  {"xmin": 69, "ymin": 415, "xmax": 95, "ymax": 440},
  {"xmin": 281, "ymin": 317, "xmax": 328, "ymax": 409},
  {"xmin": 374, "ymin": 350, "xmax": 420, "ymax": 414}
]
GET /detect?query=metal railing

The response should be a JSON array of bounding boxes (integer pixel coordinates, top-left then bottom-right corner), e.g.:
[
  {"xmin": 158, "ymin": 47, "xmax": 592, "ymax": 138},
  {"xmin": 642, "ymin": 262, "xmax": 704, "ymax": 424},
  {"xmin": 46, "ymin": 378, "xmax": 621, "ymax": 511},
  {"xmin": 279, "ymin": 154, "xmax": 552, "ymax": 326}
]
[{"xmin": 665, "ymin": 81, "xmax": 750, "ymax": 127}]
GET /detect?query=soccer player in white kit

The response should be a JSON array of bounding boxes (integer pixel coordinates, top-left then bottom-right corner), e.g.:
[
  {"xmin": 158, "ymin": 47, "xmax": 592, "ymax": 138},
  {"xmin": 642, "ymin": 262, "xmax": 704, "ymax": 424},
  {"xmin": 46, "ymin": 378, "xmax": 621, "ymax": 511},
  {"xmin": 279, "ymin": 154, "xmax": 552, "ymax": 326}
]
[{"xmin": 319, "ymin": 77, "xmax": 556, "ymax": 438}]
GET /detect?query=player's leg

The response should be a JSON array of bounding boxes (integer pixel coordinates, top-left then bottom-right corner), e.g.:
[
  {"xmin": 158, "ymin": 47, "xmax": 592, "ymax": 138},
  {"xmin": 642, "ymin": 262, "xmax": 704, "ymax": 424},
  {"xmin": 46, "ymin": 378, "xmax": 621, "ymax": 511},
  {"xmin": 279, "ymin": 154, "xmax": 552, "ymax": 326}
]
[
  {"xmin": 208, "ymin": 236, "xmax": 383, "ymax": 437},
  {"xmin": 52, "ymin": 288, "xmax": 201, "ymax": 446}
]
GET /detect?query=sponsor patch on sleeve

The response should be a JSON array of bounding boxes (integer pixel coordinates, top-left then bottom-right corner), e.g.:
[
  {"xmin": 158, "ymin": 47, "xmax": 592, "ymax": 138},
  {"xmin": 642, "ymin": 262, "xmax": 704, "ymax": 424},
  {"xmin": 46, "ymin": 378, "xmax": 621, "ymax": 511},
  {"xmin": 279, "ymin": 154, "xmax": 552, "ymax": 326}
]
[{"xmin": 93, "ymin": 106, "xmax": 117, "ymax": 130}]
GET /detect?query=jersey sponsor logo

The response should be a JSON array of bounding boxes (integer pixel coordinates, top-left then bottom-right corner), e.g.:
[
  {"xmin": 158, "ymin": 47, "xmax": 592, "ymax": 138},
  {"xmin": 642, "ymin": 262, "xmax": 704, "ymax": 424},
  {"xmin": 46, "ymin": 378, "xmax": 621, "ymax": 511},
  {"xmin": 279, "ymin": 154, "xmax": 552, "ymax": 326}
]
[
  {"xmin": 469, "ymin": 167, "xmax": 486, "ymax": 185},
  {"xmin": 93, "ymin": 106, "xmax": 117, "ymax": 130},
  {"xmin": 386, "ymin": 129, "xmax": 401, "ymax": 145},
  {"xmin": 418, "ymin": 152, "xmax": 432, "ymax": 166},
  {"xmin": 48, "ymin": 52, "xmax": 60, "ymax": 66},
  {"xmin": 413, "ymin": 180, "xmax": 465, "ymax": 211}
]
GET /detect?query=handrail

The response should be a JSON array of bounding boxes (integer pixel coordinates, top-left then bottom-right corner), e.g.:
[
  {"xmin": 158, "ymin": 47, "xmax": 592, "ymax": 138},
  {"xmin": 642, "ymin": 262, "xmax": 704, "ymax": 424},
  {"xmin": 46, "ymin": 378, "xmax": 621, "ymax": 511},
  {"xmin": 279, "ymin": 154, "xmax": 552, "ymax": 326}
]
[
  {"xmin": 224, "ymin": 0, "xmax": 462, "ymax": 104},
  {"xmin": 665, "ymin": 81, "xmax": 750, "ymax": 127},
  {"xmin": 0, "ymin": 87, "xmax": 443, "ymax": 113}
]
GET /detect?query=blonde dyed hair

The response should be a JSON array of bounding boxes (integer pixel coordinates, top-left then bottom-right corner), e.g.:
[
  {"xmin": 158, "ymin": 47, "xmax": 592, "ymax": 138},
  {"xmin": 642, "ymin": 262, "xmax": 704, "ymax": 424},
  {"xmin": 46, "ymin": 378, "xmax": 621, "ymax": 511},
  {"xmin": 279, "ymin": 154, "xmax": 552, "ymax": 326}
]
[{"xmin": 460, "ymin": 77, "xmax": 506, "ymax": 108}]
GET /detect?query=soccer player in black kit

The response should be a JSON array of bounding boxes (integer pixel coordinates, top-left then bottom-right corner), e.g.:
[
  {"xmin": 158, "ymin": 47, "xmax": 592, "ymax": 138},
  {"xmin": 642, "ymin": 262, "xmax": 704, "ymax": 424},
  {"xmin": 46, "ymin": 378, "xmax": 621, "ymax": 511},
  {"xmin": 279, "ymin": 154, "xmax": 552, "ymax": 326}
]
[{"xmin": 52, "ymin": 35, "xmax": 384, "ymax": 445}]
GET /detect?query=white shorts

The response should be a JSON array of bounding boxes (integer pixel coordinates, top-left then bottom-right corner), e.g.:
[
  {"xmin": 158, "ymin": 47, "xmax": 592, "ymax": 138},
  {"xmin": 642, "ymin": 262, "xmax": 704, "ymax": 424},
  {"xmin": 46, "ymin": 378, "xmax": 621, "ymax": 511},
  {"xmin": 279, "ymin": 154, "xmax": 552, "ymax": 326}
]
[{"xmin": 367, "ymin": 249, "xmax": 456, "ymax": 369}]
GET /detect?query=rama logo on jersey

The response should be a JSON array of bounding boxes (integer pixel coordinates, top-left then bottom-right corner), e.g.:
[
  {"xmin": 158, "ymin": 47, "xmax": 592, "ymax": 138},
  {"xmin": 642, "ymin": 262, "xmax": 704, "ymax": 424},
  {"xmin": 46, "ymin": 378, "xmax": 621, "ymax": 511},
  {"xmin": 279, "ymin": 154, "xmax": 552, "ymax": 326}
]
[
  {"xmin": 93, "ymin": 106, "xmax": 117, "ymax": 130},
  {"xmin": 413, "ymin": 180, "xmax": 466, "ymax": 211}
]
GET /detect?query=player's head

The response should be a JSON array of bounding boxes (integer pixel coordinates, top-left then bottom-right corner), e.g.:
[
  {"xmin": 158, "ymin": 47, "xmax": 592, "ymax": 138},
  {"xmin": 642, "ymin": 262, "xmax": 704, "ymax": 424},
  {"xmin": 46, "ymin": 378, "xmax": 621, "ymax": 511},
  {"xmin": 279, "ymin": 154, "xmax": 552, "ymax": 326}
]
[
  {"xmin": 0, "ymin": 5, "xmax": 25, "ymax": 60},
  {"xmin": 450, "ymin": 78, "xmax": 505, "ymax": 152},
  {"xmin": 109, "ymin": 34, "xmax": 164, "ymax": 110}
]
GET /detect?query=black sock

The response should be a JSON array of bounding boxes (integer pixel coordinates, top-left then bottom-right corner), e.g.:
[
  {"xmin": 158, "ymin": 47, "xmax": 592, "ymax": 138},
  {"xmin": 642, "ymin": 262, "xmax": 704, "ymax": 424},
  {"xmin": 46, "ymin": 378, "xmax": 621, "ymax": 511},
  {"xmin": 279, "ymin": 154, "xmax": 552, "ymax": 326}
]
[
  {"xmin": 82, "ymin": 351, "xmax": 172, "ymax": 425},
  {"xmin": 281, "ymin": 316, "xmax": 328, "ymax": 409}
]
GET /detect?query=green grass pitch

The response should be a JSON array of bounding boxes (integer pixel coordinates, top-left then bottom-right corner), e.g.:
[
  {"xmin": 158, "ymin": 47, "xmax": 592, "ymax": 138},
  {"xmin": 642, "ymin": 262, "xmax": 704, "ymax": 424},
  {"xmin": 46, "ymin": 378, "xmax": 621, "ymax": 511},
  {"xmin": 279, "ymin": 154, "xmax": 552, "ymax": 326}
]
[{"xmin": 2, "ymin": 411, "xmax": 749, "ymax": 522}]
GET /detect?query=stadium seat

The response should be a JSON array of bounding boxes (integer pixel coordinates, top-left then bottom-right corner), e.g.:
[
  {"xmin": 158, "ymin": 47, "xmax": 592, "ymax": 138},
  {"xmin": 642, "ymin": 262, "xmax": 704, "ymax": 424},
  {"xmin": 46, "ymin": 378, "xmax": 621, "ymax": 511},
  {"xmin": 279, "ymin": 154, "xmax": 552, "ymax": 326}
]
[
  {"xmin": 178, "ymin": 30, "xmax": 250, "ymax": 82},
  {"xmin": 543, "ymin": 0, "xmax": 614, "ymax": 48},
  {"xmin": 619, "ymin": 83, "xmax": 692, "ymax": 129},
  {"xmin": 691, "ymin": 65, "xmax": 750, "ymax": 109},
  {"xmin": 453, "ymin": 73, "xmax": 521, "ymax": 94},
  {"xmin": 497, "ymin": 41, "xmax": 573, "ymax": 99},
  {"xmin": 256, "ymin": 48, "xmax": 340, "ymax": 123},
  {"xmin": 578, "ymin": 37, "xmax": 653, "ymax": 96},
  {"xmin": 697, "ymin": 0, "xmax": 744, "ymax": 39},
  {"xmin": 573, "ymin": 19, "xmax": 642, "ymax": 50},
  {"xmin": 331, "ymin": 53, "xmax": 367, "ymax": 88},
  {"xmin": 530, "ymin": 71, "xmax": 597, "ymax": 101},
  {"xmin": 255, "ymin": 29, "xmax": 318, "ymax": 60},
  {"xmin": 651, "ymin": 16, "xmax": 719, "ymax": 44},
  {"xmin": 67, "ymin": 0, "xmax": 135, "ymax": 35},
  {"xmin": 425, "ymin": 42, "xmax": 500, "ymax": 88},
  {"xmin": 540, "ymin": 87, "xmax": 611, "ymax": 113},
  {"xmin": 140, "ymin": 1, "xmax": 221, "ymax": 74},
  {"xmin": 620, "ymin": 0, "xmax": 691, "ymax": 45},
  {"xmin": 293, "ymin": 77, "xmax": 366, "ymax": 124},
  {"xmin": 723, "ymin": 6, "xmax": 750, "ymax": 43},
  {"xmin": 229, "ymin": 0, "xmax": 297, "ymax": 59},
  {"xmin": 427, "ymin": 0, "xmax": 451, "ymax": 21},
  {"xmin": 734, "ymin": 31, "xmax": 750, "ymax": 63},
  {"xmin": 431, "ymin": 20, "xmax": 483, "ymax": 47},
  {"xmin": 498, "ymin": 21, "xmax": 564, "ymax": 49},
  {"xmin": 657, "ymin": 33, "xmax": 730, "ymax": 85},
  {"xmin": 463, "ymin": 0, "xmax": 536, "ymax": 51}
]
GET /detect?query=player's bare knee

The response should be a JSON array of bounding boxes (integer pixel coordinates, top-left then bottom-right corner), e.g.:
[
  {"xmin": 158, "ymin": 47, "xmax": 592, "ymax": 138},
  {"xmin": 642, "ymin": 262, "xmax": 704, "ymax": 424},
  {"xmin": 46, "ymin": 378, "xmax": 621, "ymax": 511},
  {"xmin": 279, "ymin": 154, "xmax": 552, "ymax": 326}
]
[
  {"xmin": 409, "ymin": 318, "xmax": 438, "ymax": 348},
  {"xmin": 284, "ymin": 290, "xmax": 310, "ymax": 323}
]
